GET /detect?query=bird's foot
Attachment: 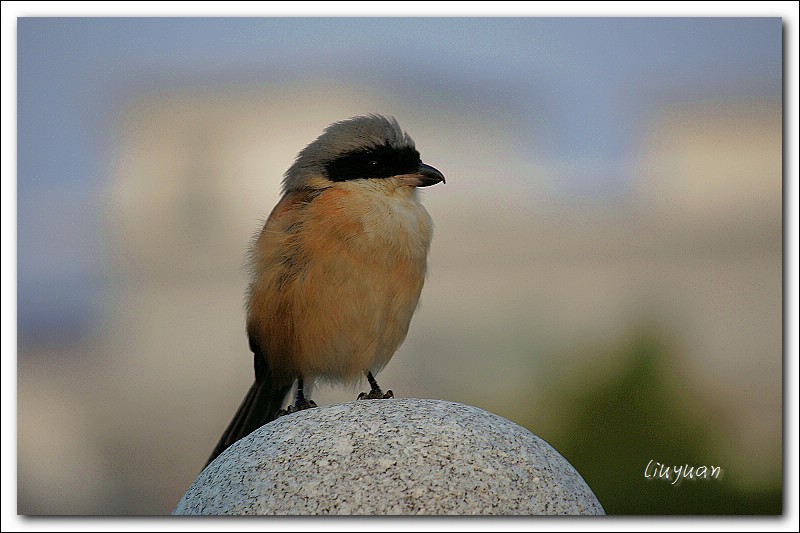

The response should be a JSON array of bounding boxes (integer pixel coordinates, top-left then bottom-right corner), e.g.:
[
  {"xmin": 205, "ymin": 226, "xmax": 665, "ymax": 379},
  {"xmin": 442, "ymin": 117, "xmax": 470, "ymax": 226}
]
[
  {"xmin": 277, "ymin": 397, "xmax": 318, "ymax": 418},
  {"xmin": 358, "ymin": 388, "xmax": 394, "ymax": 400},
  {"xmin": 277, "ymin": 379, "xmax": 318, "ymax": 417},
  {"xmin": 358, "ymin": 371, "xmax": 394, "ymax": 400}
]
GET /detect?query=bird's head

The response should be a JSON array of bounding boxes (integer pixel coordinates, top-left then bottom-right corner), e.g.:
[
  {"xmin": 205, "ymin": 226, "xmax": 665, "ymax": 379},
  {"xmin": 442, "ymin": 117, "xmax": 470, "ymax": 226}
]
[{"xmin": 282, "ymin": 114, "xmax": 445, "ymax": 194}]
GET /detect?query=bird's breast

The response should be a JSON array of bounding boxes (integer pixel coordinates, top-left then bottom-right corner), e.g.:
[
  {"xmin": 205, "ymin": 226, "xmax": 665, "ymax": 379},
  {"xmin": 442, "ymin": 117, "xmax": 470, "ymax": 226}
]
[{"xmin": 297, "ymin": 186, "xmax": 433, "ymax": 378}]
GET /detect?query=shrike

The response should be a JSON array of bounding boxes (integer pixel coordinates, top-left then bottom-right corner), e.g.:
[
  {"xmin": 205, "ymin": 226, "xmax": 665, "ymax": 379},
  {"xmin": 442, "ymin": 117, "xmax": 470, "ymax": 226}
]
[{"xmin": 206, "ymin": 115, "xmax": 444, "ymax": 466}]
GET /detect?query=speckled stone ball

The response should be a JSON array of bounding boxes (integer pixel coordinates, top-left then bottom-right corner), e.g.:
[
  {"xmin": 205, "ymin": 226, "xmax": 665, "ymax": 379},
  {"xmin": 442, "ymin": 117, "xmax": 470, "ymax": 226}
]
[{"xmin": 173, "ymin": 399, "xmax": 605, "ymax": 515}]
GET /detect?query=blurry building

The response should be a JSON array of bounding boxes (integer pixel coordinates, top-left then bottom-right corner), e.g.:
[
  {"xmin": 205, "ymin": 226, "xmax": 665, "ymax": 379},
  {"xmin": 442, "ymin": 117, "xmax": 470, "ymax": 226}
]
[{"xmin": 18, "ymin": 85, "xmax": 781, "ymax": 513}]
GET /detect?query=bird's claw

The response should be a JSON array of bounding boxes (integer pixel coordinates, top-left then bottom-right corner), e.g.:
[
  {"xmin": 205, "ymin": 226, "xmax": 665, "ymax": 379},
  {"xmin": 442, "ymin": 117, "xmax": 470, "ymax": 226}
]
[
  {"xmin": 357, "ymin": 388, "xmax": 394, "ymax": 400},
  {"xmin": 277, "ymin": 398, "xmax": 318, "ymax": 417}
]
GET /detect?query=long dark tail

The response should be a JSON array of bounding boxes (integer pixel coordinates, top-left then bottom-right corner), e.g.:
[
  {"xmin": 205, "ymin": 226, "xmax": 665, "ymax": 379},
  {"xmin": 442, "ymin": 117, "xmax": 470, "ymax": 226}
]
[{"xmin": 205, "ymin": 379, "xmax": 291, "ymax": 468}]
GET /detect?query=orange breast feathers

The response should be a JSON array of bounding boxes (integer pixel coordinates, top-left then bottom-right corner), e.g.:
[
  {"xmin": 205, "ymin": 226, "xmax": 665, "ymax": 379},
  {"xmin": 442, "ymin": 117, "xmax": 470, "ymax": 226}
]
[{"xmin": 245, "ymin": 183, "xmax": 434, "ymax": 386}]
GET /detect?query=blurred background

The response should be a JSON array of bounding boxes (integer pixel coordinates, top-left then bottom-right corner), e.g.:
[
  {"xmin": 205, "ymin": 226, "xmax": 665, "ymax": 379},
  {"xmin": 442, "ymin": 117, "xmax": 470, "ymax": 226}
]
[{"xmin": 15, "ymin": 17, "xmax": 783, "ymax": 514}]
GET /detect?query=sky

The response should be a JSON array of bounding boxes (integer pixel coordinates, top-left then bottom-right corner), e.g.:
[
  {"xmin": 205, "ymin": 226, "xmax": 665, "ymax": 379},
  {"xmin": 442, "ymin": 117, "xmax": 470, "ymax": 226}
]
[{"xmin": 17, "ymin": 16, "xmax": 781, "ymax": 190}]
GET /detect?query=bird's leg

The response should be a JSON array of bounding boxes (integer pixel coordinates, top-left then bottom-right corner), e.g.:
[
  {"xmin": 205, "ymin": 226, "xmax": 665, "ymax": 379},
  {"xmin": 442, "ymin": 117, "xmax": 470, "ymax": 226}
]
[
  {"xmin": 358, "ymin": 371, "xmax": 394, "ymax": 400},
  {"xmin": 277, "ymin": 378, "xmax": 318, "ymax": 417}
]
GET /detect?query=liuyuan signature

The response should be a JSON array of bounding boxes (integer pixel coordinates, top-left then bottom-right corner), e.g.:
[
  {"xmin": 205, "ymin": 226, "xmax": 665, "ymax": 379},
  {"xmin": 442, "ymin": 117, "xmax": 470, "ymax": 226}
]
[{"xmin": 644, "ymin": 460, "xmax": 723, "ymax": 485}]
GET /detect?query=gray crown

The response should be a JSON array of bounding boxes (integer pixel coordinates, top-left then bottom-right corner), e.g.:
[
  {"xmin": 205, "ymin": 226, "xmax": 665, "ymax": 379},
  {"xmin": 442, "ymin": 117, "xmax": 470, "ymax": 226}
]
[{"xmin": 282, "ymin": 114, "xmax": 415, "ymax": 193}]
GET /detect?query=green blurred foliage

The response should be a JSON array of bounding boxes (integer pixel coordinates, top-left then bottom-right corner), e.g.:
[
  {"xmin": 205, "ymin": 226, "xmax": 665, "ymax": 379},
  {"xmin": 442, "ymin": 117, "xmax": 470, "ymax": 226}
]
[{"xmin": 529, "ymin": 327, "xmax": 782, "ymax": 515}]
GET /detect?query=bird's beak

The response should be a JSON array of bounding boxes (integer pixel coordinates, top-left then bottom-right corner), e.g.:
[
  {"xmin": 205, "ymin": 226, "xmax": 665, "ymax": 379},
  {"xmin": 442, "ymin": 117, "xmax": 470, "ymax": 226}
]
[{"xmin": 412, "ymin": 162, "xmax": 446, "ymax": 187}]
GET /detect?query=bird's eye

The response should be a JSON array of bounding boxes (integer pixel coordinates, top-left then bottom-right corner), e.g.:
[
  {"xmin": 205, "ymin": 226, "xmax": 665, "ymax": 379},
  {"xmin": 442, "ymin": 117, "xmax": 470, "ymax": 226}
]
[{"xmin": 368, "ymin": 160, "xmax": 381, "ymax": 168}]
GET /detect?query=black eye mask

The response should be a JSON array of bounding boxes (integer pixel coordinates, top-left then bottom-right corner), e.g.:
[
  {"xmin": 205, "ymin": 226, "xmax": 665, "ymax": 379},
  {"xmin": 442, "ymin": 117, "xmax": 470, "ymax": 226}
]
[{"xmin": 325, "ymin": 144, "xmax": 421, "ymax": 182}]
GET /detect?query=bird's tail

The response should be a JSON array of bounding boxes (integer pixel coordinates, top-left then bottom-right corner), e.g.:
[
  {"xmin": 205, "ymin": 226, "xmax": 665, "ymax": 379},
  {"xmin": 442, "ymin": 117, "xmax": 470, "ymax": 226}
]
[{"xmin": 205, "ymin": 380, "xmax": 290, "ymax": 468}]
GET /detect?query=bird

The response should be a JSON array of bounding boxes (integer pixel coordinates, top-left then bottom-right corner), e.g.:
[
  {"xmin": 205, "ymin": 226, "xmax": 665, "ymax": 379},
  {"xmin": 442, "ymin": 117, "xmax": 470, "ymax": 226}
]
[{"xmin": 206, "ymin": 114, "xmax": 444, "ymax": 467}]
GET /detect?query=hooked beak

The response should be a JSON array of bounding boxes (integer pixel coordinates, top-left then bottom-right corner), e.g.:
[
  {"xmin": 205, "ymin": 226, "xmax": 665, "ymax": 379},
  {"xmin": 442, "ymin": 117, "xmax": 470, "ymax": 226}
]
[{"xmin": 413, "ymin": 162, "xmax": 446, "ymax": 187}]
